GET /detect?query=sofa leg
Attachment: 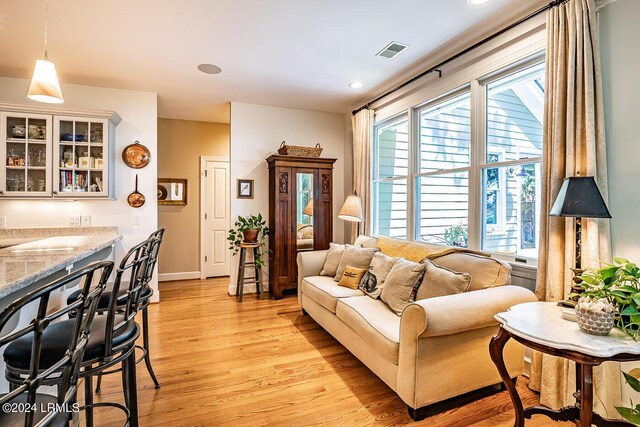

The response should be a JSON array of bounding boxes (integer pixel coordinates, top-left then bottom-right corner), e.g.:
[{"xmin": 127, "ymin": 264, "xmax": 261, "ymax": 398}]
[
  {"xmin": 407, "ymin": 405, "xmax": 427, "ymax": 422},
  {"xmin": 302, "ymin": 308, "xmax": 309, "ymax": 316}
]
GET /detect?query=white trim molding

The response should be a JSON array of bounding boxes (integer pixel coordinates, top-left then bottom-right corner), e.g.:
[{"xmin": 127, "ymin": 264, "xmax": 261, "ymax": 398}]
[
  {"xmin": 158, "ymin": 271, "xmax": 201, "ymax": 282},
  {"xmin": 0, "ymin": 102, "xmax": 122, "ymax": 124}
]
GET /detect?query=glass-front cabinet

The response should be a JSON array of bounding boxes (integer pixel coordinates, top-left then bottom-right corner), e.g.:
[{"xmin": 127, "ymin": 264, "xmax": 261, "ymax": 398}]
[
  {"xmin": 53, "ymin": 117, "xmax": 109, "ymax": 197},
  {"xmin": 0, "ymin": 106, "xmax": 118, "ymax": 199},
  {"xmin": 0, "ymin": 112, "xmax": 52, "ymax": 197}
]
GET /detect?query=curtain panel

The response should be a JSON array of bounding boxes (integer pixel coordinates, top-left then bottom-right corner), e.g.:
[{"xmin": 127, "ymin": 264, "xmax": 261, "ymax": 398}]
[
  {"xmin": 351, "ymin": 109, "xmax": 374, "ymax": 242},
  {"xmin": 529, "ymin": 0, "xmax": 620, "ymax": 417}
]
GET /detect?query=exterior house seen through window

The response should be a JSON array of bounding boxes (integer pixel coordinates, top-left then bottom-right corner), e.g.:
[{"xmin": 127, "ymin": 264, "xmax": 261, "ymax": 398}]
[{"xmin": 372, "ymin": 60, "xmax": 545, "ymax": 261}]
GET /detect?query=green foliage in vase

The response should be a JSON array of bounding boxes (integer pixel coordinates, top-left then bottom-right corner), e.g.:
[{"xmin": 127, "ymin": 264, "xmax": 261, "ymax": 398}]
[
  {"xmin": 616, "ymin": 369, "xmax": 640, "ymax": 424},
  {"xmin": 577, "ymin": 258, "xmax": 640, "ymax": 339},
  {"xmin": 227, "ymin": 214, "xmax": 270, "ymax": 267}
]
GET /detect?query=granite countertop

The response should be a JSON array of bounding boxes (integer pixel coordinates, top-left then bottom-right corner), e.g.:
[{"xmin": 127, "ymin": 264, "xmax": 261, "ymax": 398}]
[{"xmin": 0, "ymin": 229, "xmax": 122, "ymax": 300}]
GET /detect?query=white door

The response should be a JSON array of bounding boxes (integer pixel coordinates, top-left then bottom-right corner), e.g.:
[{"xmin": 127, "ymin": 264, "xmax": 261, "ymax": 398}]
[{"xmin": 202, "ymin": 159, "xmax": 230, "ymax": 277}]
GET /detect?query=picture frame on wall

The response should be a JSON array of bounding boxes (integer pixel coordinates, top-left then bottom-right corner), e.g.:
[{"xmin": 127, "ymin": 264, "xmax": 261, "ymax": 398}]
[{"xmin": 237, "ymin": 179, "xmax": 254, "ymax": 199}]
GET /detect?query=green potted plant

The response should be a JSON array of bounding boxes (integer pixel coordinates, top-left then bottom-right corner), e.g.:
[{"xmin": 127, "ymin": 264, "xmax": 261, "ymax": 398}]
[
  {"xmin": 616, "ymin": 369, "xmax": 640, "ymax": 424},
  {"xmin": 227, "ymin": 214, "xmax": 270, "ymax": 267},
  {"xmin": 577, "ymin": 258, "xmax": 640, "ymax": 339}
]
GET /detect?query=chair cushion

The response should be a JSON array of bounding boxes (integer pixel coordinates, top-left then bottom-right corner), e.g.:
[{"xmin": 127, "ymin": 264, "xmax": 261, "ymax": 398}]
[
  {"xmin": 0, "ymin": 393, "xmax": 70, "ymax": 427},
  {"xmin": 429, "ymin": 252, "xmax": 511, "ymax": 291},
  {"xmin": 336, "ymin": 296, "xmax": 400, "ymax": 363},
  {"xmin": 67, "ymin": 283, "xmax": 152, "ymax": 308},
  {"xmin": 301, "ymin": 276, "xmax": 363, "ymax": 313},
  {"xmin": 4, "ymin": 314, "xmax": 138, "ymax": 370}
]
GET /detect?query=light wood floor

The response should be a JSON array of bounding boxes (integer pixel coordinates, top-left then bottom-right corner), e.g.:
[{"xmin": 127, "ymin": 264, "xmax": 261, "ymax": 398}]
[{"xmin": 90, "ymin": 278, "xmax": 566, "ymax": 426}]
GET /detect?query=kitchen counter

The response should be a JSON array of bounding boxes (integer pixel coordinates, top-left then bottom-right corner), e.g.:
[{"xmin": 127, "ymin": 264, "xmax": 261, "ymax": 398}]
[{"xmin": 0, "ymin": 228, "xmax": 122, "ymax": 302}]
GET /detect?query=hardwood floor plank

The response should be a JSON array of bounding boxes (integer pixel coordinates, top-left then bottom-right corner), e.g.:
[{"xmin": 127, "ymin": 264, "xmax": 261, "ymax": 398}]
[{"xmin": 86, "ymin": 278, "xmax": 560, "ymax": 426}]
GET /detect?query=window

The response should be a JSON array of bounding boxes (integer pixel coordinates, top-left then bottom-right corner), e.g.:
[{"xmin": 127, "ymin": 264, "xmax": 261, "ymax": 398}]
[
  {"xmin": 481, "ymin": 64, "xmax": 544, "ymax": 259},
  {"xmin": 373, "ymin": 116, "xmax": 408, "ymax": 239},
  {"xmin": 371, "ymin": 58, "xmax": 545, "ymax": 262},
  {"xmin": 416, "ymin": 91, "xmax": 471, "ymax": 247}
]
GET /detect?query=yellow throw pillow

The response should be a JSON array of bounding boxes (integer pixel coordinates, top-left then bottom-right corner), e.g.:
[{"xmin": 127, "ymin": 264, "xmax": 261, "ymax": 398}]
[{"xmin": 338, "ymin": 265, "xmax": 367, "ymax": 290}]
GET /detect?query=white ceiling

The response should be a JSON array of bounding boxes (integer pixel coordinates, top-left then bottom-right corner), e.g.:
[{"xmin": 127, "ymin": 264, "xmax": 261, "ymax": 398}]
[{"xmin": 0, "ymin": 0, "xmax": 518, "ymax": 123}]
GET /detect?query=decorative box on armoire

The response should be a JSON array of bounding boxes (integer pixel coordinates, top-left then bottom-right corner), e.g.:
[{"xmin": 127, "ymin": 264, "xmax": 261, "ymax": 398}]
[{"xmin": 266, "ymin": 155, "xmax": 337, "ymax": 299}]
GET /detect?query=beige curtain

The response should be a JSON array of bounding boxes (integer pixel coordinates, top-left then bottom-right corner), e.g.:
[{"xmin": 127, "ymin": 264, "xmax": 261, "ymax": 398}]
[
  {"xmin": 351, "ymin": 109, "xmax": 374, "ymax": 241},
  {"xmin": 529, "ymin": 0, "xmax": 620, "ymax": 417}
]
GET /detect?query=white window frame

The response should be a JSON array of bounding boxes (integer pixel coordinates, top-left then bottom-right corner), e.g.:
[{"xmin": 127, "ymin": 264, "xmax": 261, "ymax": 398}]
[
  {"xmin": 371, "ymin": 54, "xmax": 545, "ymax": 263},
  {"xmin": 484, "ymin": 148, "xmax": 507, "ymax": 235}
]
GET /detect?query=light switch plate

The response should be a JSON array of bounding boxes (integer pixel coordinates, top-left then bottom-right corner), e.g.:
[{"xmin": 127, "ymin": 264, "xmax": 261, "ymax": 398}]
[
  {"xmin": 132, "ymin": 214, "xmax": 140, "ymax": 226},
  {"xmin": 68, "ymin": 215, "xmax": 81, "ymax": 226},
  {"xmin": 81, "ymin": 215, "xmax": 91, "ymax": 227},
  {"xmin": 0, "ymin": 216, "xmax": 6, "ymax": 228}
]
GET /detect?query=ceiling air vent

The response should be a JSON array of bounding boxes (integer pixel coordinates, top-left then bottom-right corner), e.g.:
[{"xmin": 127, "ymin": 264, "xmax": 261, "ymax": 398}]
[{"xmin": 376, "ymin": 42, "xmax": 409, "ymax": 59}]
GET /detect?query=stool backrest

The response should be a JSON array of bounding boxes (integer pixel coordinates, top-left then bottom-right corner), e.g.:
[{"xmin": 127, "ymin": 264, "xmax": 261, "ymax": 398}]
[
  {"xmin": 142, "ymin": 228, "xmax": 164, "ymax": 290},
  {"xmin": 0, "ymin": 260, "xmax": 113, "ymax": 427}
]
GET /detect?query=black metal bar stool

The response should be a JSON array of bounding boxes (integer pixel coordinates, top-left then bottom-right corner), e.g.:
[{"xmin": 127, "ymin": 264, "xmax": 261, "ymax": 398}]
[
  {"xmin": 235, "ymin": 242, "xmax": 264, "ymax": 302},
  {"xmin": 0, "ymin": 260, "xmax": 113, "ymax": 427},
  {"xmin": 67, "ymin": 228, "xmax": 165, "ymax": 393},
  {"xmin": 4, "ymin": 238, "xmax": 154, "ymax": 427}
]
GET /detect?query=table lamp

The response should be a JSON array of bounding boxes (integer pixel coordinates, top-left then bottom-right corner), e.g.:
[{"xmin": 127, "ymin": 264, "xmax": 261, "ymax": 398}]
[
  {"xmin": 303, "ymin": 199, "xmax": 314, "ymax": 216},
  {"xmin": 338, "ymin": 192, "xmax": 363, "ymax": 237},
  {"xmin": 549, "ymin": 176, "xmax": 612, "ymax": 275}
]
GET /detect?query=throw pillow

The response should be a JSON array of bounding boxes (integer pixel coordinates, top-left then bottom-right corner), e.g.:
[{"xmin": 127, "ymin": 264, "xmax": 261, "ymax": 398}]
[
  {"xmin": 358, "ymin": 252, "xmax": 399, "ymax": 299},
  {"xmin": 337, "ymin": 265, "xmax": 367, "ymax": 290},
  {"xmin": 380, "ymin": 259, "xmax": 426, "ymax": 315},
  {"xmin": 334, "ymin": 245, "xmax": 379, "ymax": 281},
  {"xmin": 320, "ymin": 243, "xmax": 346, "ymax": 277},
  {"xmin": 353, "ymin": 234, "xmax": 379, "ymax": 249},
  {"xmin": 415, "ymin": 259, "xmax": 472, "ymax": 301}
]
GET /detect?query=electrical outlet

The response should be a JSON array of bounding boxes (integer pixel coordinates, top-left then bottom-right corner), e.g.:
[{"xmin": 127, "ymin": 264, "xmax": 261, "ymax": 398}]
[
  {"xmin": 0, "ymin": 216, "xmax": 6, "ymax": 228},
  {"xmin": 132, "ymin": 214, "xmax": 140, "ymax": 226},
  {"xmin": 68, "ymin": 215, "xmax": 81, "ymax": 226},
  {"xmin": 81, "ymin": 215, "xmax": 91, "ymax": 227}
]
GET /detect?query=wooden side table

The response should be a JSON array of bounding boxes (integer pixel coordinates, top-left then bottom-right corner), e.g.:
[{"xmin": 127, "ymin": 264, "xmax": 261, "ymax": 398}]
[
  {"xmin": 235, "ymin": 242, "xmax": 264, "ymax": 303},
  {"xmin": 490, "ymin": 302, "xmax": 640, "ymax": 427}
]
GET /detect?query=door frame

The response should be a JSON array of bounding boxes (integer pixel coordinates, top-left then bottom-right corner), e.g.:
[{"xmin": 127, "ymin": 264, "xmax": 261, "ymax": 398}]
[{"xmin": 199, "ymin": 155, "xmax": 230, "ymax": 280}]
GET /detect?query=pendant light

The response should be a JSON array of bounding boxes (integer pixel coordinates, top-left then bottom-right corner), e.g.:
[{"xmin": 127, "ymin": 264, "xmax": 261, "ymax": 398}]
[{"xmin": 27, "ymin": 0, "xmax": 64, "ymax": 103}]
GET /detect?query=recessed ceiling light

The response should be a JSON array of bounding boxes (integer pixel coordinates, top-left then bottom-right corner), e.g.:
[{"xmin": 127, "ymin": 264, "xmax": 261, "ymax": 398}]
[
  {"xmin": 349, "ymin": 81, "xmax": 363, "ymax": 89},
  {"xmin": 197, "ymin": 64, "xmax": 222, "ymax": 75},
  {"xmin": 468, "ymin": 0, "xmax": 489, "ymax": 4}
]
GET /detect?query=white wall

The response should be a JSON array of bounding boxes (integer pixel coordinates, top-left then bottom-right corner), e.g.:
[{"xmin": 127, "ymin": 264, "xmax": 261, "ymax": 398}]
[
  {"xmin": 600, "ymin": 0, "xmax": 640, "ymax": 405},
  {"xmin": 229, "ymin": 102, "xmax": 346, "ymax": 294},
  {"xmin": 0, "ymin": 77, "xmax": 160, "ymax": 300}
]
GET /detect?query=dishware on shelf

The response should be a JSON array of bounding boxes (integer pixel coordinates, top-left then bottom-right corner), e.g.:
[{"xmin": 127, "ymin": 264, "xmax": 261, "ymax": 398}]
[
  {"xmin": 11, "ymin": 125, "xmax": 26, "ymax": 138},
  {"xmin": 62, "ymin": 133, "xmax": 73, "ymax": 141},
  {"xmin": 122, "ymin": 140, "xmax": 151, "ymax": 169}
]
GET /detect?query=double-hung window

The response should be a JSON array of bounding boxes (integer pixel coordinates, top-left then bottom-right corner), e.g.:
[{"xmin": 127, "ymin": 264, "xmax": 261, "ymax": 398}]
[
  {"xmin": 372, "ymin": 116, "xmax": 409, "ymax": 239},
  {"xmin": 371, "ymin": 57, "xmax": 545, "ymax": 262}
]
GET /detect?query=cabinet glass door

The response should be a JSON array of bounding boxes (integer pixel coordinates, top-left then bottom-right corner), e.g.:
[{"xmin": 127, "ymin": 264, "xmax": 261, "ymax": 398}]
[
  {"xmin": 295, "ymin": 172, "xmax": 314, "ymax": 252},
  {"xmin": 55, "ymin": 117, "xmax": 106, "ymax": 196},
  {"xmin": 1, "ymin": 113, "xmax": 51, "ymax": 196}
]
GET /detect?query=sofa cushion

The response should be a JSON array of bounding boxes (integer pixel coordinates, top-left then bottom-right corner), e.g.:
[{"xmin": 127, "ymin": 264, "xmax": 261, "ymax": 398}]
[
  {"xmin": 415, "ymin": 259, "xmax": 471, "ymax": 301},
  {"xmin": 302, "ymin": 276, "xmax": 364, "ymax": 313},
  {"xmin": 429, "ymin": 252, "xmax": 511, "ymax": 291},
  {"xmin": 336, "ymin": 296, "xmax": 400, "ymax": 363},
  {"xmin": 359, "ymin": 252, "xmax": 399, "ymax": 299},
  {"xmin": 381, "ymin": 259, "xmax": 426, "ymax": 315},
  {"xmin": 320, "ymin": 243, "xmax": 346, "ymax": 277},
  {"xmin": 335, "ymin": 245, "xmax": 379, "ymax": 281},
  {"xmin": 338, "ymin": 265, "xmax": 367, "ymax": 289},
  {"xmin": 354, "ymin": 234, "xmax": 379, "ymax": 249}
]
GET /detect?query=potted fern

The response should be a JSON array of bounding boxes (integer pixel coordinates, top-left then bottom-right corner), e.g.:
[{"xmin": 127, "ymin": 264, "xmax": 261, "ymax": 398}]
[{"xmin": 227, "ymin": 214, "xmax": 270, "ymax": 267}]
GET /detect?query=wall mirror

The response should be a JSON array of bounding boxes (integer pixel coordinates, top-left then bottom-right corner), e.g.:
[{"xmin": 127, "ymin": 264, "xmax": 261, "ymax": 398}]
[
  {"xmin": 296, "ymin": 172, "xmax": 314, "ymax": 251},
  {"xmin": 158, "ymin": 178, "xmax": 187, "ymax": 205}
]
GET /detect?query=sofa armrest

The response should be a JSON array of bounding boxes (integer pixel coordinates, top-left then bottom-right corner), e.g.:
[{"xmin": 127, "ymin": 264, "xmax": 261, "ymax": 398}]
[
  {"xmin": 297, "ymin": 250, "xmax": 328, "ymax": 304},
  {"xmin": 401, "ymin": 286, "xmax": 538, "ymax": 338}
]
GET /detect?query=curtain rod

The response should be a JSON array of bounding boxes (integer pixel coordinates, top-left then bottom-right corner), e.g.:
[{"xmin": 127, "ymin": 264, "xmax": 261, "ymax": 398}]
[{"xmin": 352, "ymin": 0, "xmax": 568, "ymax": 116}]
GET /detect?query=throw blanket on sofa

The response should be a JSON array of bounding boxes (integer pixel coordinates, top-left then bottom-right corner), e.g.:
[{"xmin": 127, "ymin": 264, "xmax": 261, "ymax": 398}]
[{"xmin": 377, "ymin": 236, "xmax": 488, "ymax": 263}]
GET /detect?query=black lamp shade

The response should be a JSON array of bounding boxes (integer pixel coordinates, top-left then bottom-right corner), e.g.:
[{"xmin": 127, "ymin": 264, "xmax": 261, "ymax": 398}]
[{"xmin": 549, "ymin": 176, "xmax": 612, "ymax": 218}]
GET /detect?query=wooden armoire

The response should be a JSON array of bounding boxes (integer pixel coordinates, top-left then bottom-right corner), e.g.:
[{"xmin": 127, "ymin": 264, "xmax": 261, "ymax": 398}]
[{"xmin": 266, "ymin": 155, "xmax": 336, "ymax": 299}]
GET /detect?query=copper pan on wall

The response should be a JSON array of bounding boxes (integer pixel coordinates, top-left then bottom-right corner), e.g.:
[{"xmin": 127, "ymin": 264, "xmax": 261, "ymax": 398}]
[{"xmin": 122, "ymin": 140, "xmax": 151, "ymax": 169}]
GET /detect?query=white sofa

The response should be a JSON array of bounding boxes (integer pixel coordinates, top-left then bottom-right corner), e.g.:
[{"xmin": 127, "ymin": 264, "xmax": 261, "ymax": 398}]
[{"xmin": 297, "ymin": 237, "xmax": 538, "ymax": 420}]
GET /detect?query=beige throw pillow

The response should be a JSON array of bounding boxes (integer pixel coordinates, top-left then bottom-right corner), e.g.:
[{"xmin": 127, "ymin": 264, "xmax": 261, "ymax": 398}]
[
  {"xmin": 353, "ymin": 234, "xmax": 379, "ymax": 249},
  {"xmin": 334, "ymin": 245, "xmax": 379, "ymax": 281},
  {"xmin": 415, "ymin": 259, "xmax": 472, "ymax": 301},
  {"xmin": 380, "ymin": 259, "xmax": 426, "ymax": 315},
  {"xmin": 320, "ymin": 243, "xmax": 346, "ymax": 277},
  {"xmin": 359, "ymin": 252, "xmax": 399, "ymax": 299},
  {"xmin": 337, "ymin": 265, "xmax": 367, "ymax": 290}
]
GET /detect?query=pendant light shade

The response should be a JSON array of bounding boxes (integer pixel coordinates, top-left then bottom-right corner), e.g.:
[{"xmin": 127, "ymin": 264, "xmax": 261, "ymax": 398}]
[
  {"xmin": 28, "ymin": 0, "xmax": 64, "ymax": 104},
  {"xmin": 28, "ymin": 57, "xmax": 64, "ymax": 103}
]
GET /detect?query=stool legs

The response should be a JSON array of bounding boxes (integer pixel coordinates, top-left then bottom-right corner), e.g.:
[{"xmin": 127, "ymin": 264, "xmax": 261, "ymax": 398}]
[
  {"xmin": 84, "ymin": 369, "xmax": 94, "ymax": 426},
  {"xmin": 142, "ymin": 305, "xmax": 161, "ymax": 388},
  {"xmin": 126, "ymin": 349, "xmax": 139, "ymax": 427},
  {"xmin": 237, "ymin": 247, "xmax": 246, "ymax": 302},
  {"xmin": 253, "ymin": 247, "xmax": 261, "ymax": 296}
]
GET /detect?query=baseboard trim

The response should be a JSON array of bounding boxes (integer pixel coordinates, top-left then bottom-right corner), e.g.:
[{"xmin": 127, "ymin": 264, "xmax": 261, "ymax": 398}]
[{"xmin": 158, "ymin": 271, "xmax": 201, "ymax": 282}]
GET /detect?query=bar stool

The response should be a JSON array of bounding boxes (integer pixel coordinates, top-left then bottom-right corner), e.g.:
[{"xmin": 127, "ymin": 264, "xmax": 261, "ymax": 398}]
[
  {"xmin": 0, "ymin": 260, "xmax": 112, "ymax": 427},
  {"xmin": 235, "ymin": 242, "xmax": 264, "ymax": 302},
  {"xmin": 4, "ymin": 238, "xmax": 153, "ymax": 427}
]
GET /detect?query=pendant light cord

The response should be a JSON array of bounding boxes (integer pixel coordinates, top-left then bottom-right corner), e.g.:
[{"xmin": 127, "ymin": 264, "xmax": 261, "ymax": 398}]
[{"xmin": 43, "ymin": 0, "xmax": 49, "ymax": 60}]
